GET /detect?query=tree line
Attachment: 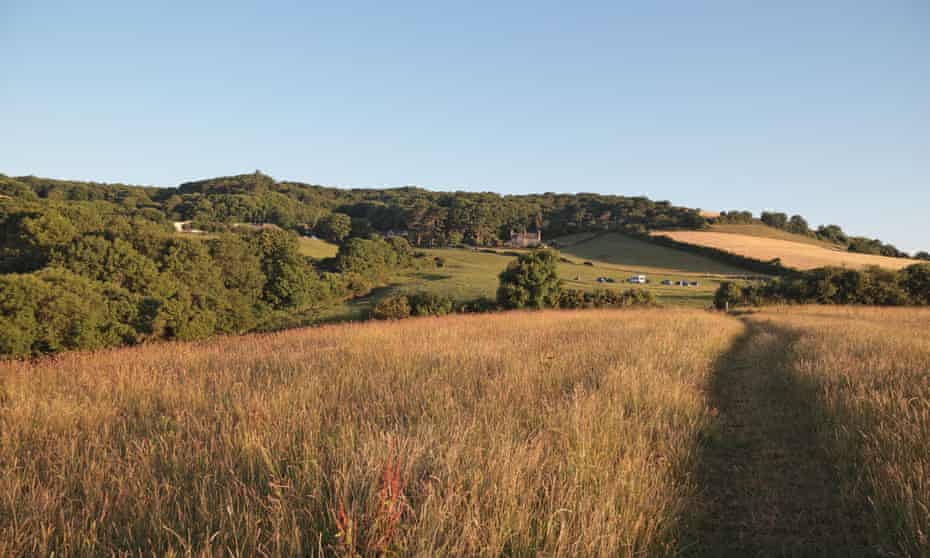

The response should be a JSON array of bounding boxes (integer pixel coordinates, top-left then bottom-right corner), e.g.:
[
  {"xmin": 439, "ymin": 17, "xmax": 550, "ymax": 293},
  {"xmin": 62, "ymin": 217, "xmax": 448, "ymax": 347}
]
[
  {"xmin": 1, "ymin": 171, "xmax": 706, "ymax": 247},
  {"xmin": 714, "ymin": 264, "xmax": 930, "ymax": 309},
  {"xmin": 715, "ymin": 208, "xmax": 913, "ymax": 258}
]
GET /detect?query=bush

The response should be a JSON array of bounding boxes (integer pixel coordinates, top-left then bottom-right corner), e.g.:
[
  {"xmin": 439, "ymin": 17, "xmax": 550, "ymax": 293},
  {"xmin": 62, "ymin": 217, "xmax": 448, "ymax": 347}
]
[
  {"xmin": 408, "ymin": 292, "xmax": 454, "ymax": 316},
  {"xmin": 371, "ymin": 295, "xmax": 411, "ymax": 320},
  {"xmin": 559, "ymin": 288, "xmax": 656, "ymax": 309},
  {"xmin": 456, "ymin": 297, "xmax": 499, "ymax": 314},
  {"xmin": 901, "ymin": 263, "xmax": 930, "ymax": 304},
  {"xmin": 714, "ymin": 282, "xmax": 743, "ymax": 310}
]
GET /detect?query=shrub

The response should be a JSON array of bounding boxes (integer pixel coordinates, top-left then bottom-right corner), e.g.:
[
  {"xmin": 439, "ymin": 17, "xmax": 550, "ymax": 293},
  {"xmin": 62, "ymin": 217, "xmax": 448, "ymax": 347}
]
[
  {"xmin": 371, "ymin": 295, "xmax": 411, "ymax": 320},
  {"xmin": 714, "ymin": 281, "xmax": 743, "ymax": 310},
  {"xmin": 559, "ymin": 288, "xmax": 656, "ymax": 309},
  {"xmin": 901, "ymin": 263, "xmax": 930, "ymax": 304},
  {"xmin": 408, "ymin": 292, "xmax": 454, "ymax": 317},
  {"xmin": 456, "ymin": 296, "xmax": 499, "ymax": 314}
]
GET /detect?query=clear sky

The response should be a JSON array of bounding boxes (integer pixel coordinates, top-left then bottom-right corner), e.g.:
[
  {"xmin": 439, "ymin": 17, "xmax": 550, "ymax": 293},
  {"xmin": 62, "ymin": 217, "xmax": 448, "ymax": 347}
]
[{"xmin": 2, "ymin": 1, "xmax": 928, "ymax": 252}]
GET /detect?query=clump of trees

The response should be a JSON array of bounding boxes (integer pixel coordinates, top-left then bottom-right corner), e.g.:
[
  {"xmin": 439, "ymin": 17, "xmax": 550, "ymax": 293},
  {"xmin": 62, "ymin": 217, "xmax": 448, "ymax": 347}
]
[
  {"xmin": 715, "ymin": 263, "xmax": 930, "ymax": 308},
  {"xmin": 717, "ymin": 210, "xmax": 754, "ymax": 224},
  {"xmin": 496, "ymin": 249, "xmax": 656, "ymax": 311},
  {"xmin": 497, "ymin": 250, "xmax": 563, "ymax": 309}
]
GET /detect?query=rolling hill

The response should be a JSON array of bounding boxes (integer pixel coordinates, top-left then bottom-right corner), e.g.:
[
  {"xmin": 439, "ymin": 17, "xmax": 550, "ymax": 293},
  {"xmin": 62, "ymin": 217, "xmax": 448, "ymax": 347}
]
[
  {"xmin": 319, "ymin": 234, "xmax": 760, "ymax": 321},
  {"xmin": 706, "ymin": 223, "xmax": 842, "ymax": 248},
  {"xmin": 653, "ymin": 229, "xmax": 919, "ymax": 271}
]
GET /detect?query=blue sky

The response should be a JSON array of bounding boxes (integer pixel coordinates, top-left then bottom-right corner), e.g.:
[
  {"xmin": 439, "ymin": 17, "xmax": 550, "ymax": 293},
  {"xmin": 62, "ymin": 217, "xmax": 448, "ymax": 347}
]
[{"xmin": 2, "ymin": 1, "xmax": 928, "ymax": 252}]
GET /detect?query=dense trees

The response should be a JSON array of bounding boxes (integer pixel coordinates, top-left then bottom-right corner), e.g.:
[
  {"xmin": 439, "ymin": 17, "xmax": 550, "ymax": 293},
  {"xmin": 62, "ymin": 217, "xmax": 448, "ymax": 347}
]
[
  {"xmin": 716, "ymin": 264, "xmax": 930, "ymax": 308},
  {"xmin": 0, "ymin": 173, "xmax": 708, "ymax": 249}
]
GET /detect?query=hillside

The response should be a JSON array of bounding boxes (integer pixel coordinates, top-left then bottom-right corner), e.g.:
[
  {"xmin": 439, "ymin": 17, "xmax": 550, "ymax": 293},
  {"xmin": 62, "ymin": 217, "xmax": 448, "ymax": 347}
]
[
  {"xmin": 2, "ymin": 307, "xmax": 927, "ymax": 556},
  {"xmin": 554, "ymin": 232, "xmax": 753, "ymax": 275},
  {"xmin": 706, "ymin": 223, "xmax": 842, "ymax": 248},
  {"xmin": 319, "ymin": 236, "xmax": 759, "ymax": 321},
  {"xmin": 653, "ymin": 230, "xmax": 921, "ymax": 271}
]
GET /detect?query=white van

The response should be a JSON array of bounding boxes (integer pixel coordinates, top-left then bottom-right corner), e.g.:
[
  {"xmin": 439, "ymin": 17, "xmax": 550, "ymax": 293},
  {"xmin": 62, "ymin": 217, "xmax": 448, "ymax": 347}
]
[{"xmin": 628, "ymin": 274, "xmax": 647, "ymax": 284}]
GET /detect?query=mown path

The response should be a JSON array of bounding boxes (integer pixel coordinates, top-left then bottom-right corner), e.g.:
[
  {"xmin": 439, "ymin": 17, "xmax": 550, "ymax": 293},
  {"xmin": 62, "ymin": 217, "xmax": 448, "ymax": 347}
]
[{"xmin": 684, "ymin": 318, "xmax": 870, "ymax": 557}]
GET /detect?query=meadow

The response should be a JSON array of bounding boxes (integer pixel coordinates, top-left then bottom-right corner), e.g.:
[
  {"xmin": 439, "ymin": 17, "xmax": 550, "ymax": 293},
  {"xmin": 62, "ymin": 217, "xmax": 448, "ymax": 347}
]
[
  {"xmin": 320, "ymin": 234, "xmax": 758, "ymax": 321},
  {"xmin": 654, "ymin": 229, "xmax": 920, "ymax": 270},
  {"xmin": 0, "ymin": 309, "xmax": 741, "ymax": 556},
  {"xmin": 1, "ymin": 306, "xmax": 927, "ymax": 556},
  {"xmin": 299, "ymin": 237, "xmax": 341, "ymax": 259}
]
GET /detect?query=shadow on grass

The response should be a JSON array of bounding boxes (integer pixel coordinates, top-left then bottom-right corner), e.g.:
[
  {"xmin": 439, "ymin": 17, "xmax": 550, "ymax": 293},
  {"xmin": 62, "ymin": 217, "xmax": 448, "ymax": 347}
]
[
  {"xmin": 682, "ymin": 319, "xmax": 870, "ymax": 557},
  {"xmin": 413, "ymin": 272, "xmax": 453, "ymax": 281}
]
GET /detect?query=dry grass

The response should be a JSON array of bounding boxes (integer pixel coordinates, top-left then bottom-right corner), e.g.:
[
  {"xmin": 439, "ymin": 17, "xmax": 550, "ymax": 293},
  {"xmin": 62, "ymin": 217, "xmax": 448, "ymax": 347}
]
[
  {"xmin": 3, "ymin": 307, "xmax": 927, "ymax": 556},
  {"xmin": 0, "ymin": 309, "xmax": 740, "ymax": 557},
  {"xmin": 743, "ymin": 307, "xmax": 930, "ymax": 556},
  {"xmin": 707, "ymin": 223, "xmax": 841, "ymax": 248},
  {"xmin": 653, "ymin": 230, "xmax": 919, "ymax": 270}
]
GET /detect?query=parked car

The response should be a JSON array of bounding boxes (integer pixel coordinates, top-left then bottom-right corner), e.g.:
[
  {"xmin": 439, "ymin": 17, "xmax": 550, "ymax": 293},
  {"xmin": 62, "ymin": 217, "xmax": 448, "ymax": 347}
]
[
  {"xmin": 628, "ymin": 275, "xmax": 647, "ymax": 284},
  {"xmin": 661, "ymin": 279, "xmax": 672, "ymax": 286}
]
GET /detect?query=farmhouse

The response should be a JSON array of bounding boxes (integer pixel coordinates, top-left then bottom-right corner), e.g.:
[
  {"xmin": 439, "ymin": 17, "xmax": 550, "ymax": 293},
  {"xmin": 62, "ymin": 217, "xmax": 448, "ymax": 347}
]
[{"xmin": 509, "ymin": 230, "xmax": 542, "ymax": 248}]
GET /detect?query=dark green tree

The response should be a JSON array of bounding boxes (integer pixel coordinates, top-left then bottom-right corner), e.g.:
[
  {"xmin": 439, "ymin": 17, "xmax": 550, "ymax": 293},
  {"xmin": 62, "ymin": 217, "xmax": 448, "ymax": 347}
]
[
  {"xmin": 901, "ymin": 263, "xmax": 930, "ymax": 304},
  {"xmin": 497, "ymin": 249, "xmax": 562, "ymax": 309}
]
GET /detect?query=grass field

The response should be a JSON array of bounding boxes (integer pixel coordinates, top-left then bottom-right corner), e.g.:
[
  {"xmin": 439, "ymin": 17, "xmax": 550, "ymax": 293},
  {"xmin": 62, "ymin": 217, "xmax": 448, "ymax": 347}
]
[
  {"xmin": 299, "ymin": 236, "xmax": 340, "ymax": 259},
  {"xmin": 2, "ymin": 307, "xmax": 927, "ymax": 556},
  {"xmin": 707, "ymin": 223, "xmax": 841, "ymax": 248},
  {"xmin": 653, "ymin": 229, "xmax": 920, "ymax": 270},
  {"xmin": 555, "ymin": 232, "xmax": 752, "ymax": 275},
  {"xmin": 343, "ymin": 233, "xmax": 759, "ymax": 318},
  {"xmin": 320, "ymin": 238, "xmax": 756, "ymax": 321},
  {"xmin": 0, "ymin": 309, "xmax": 742, "ymax": 557}
]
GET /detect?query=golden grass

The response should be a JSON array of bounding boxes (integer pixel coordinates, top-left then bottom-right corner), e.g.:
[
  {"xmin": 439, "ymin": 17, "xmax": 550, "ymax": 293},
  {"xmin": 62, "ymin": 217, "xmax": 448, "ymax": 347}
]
[
  {"xmin": 652, "ymin": 230, "xmax": 919, "ymax": 270},
  {"xmin": 3, "ymin": 306, "xmax": 927, "ymax": 555},
  {"xmin": 707, "ymin": 223, "xmax": 840, "ymax": 248},
  {"xmin": 745, "ymin": 307, "xmax": 930, "ymax": 555},
  {"xmin": 0, "ymin": 309, "xmax": 741, "ymax": 557}
]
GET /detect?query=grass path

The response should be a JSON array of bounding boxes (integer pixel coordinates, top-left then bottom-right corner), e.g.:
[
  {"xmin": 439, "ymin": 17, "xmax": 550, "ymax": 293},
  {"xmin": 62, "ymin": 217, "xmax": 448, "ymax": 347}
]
[{"xmin": 686, "ymin": 317, "xmax": 870, "ymax": 557}]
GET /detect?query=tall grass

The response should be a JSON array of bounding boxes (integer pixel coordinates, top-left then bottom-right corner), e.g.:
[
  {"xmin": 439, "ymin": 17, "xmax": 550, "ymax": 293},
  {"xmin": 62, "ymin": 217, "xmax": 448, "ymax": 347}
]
[
  {"xmin": 0, "ymin": 309, "xmax": 740, "ymax": 557},
  {"xmin": 748, "ymin": 307, "xmax": 930, "ymax": 556}
]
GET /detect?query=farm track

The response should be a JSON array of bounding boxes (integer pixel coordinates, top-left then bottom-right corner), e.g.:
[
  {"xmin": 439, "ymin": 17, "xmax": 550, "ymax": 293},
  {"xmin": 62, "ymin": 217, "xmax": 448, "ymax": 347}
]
[{"xmin": 685, "ymin": 317, "xmax": 870, "ymax": 557}]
